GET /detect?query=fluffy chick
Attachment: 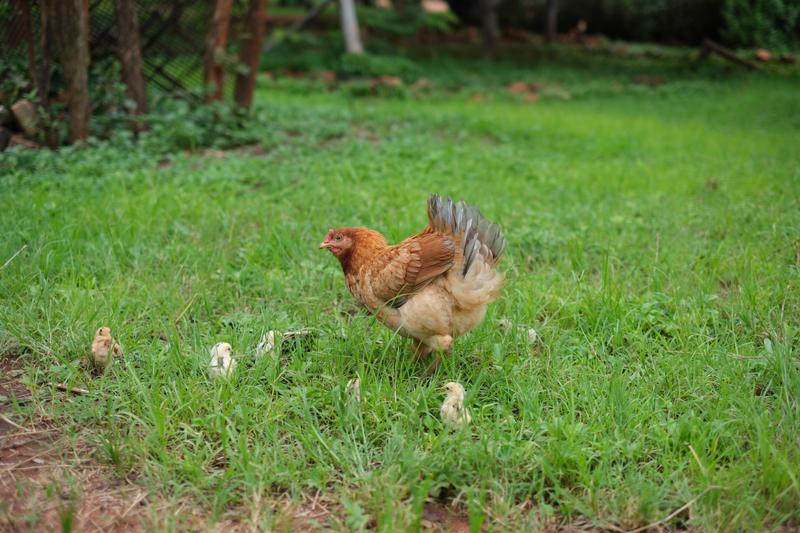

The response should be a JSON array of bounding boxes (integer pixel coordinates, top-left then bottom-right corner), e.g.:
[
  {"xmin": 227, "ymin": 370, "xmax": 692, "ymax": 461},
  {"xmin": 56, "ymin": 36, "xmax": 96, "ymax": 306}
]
[
  {"xmin": 208, "ymin": 342, "xmax": 236, "ymax": 378},
  {"xmin": 440, "ymin": 381, "xmax": 471, "ymax": 428},
  {"xmin": 346, "ymin": 377, "xmax": 361, "ymax": 402},
  {"xmin": 91, "ymin": 326, "xmax": 122, "ymax": 369},
  {"xmin": 256, "ymin": 330, "xmax": 277, "ymax": 358}
]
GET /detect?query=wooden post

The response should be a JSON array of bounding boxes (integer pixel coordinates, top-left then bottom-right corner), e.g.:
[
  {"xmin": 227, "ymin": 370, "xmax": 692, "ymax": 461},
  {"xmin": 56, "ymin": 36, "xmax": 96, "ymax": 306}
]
[
  {"xmin": 339, "ymin": 0, "xmax": 363, "ymax": 54},
  {"xmin": 545, "ymin": 0, "xmax": 558, "ymax": 42},
  {"xmin": 114, "ymin": 0, "xmax": 148, "ymax": 128},
  {"xmin": 234, "ymin": 0, "xmax": 268, "ymax": 109},
  {"xmin": 38, "ymin": 1, "xmax": 58, "ymax": 147},
  {"xmin": 479, "ymin": 0, "xmax": 500, "ymax": 54},
  {"xmin": 43, "ymin": 0, "xmax": 90, "ymax": 143},
  {"xmin": 204, "ymin": 0, "xmax": 234, "ymax": 101}
]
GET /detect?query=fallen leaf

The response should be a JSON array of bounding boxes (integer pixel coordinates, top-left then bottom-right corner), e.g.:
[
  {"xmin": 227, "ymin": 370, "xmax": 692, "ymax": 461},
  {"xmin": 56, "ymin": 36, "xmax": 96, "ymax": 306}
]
[
  {"xmin": 632, "ymin": 75, "xmax": 665, "ymax": 87},
  {"xmin": 315, "ymin": 70, "xmax": 337, "ymax": 84},
  {"xmin": 506, "ymin": 81, "xmax": 531, "ymax": 93},
  {"xmin": 411, "ymin": 78, "xmax": 433, "ymax": 91},
  {"xmin": 754, "ymin": 48, "xmax": 772, "ymax": 62}
]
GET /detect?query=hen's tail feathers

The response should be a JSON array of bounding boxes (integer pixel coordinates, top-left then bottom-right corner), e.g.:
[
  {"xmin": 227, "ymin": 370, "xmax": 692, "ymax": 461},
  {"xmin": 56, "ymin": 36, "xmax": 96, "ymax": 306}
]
[{"xmin": 427, "ymin": 194, "xmax": 506, "ymax": 275}]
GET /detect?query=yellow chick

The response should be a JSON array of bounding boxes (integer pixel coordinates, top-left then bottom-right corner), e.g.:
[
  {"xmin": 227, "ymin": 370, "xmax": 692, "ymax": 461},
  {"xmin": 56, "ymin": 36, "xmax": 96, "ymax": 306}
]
[
  {"xmin": 208, "ymin": 342, "xmax": 236, "ymax": 378},
  {"xmin": 346, "ymin": 377, "xmax": 361, "ymax": 402},
  {"xmin": 91, "ymin": 326, "xmax": 122, "ymax": 369},
  {"xmin": 440, "ymin": 382, "xmax": 471, "ymax": 428},
  {"xmin": 255, "ymin": 330, "xmax": 277, "ymax": 358}
]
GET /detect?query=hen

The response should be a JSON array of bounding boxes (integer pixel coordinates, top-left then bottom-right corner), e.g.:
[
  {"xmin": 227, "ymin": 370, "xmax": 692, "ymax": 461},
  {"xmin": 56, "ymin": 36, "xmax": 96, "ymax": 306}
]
[{"xmin": 319, "ymin": 194, "xmax": 505, "ymax": 358}]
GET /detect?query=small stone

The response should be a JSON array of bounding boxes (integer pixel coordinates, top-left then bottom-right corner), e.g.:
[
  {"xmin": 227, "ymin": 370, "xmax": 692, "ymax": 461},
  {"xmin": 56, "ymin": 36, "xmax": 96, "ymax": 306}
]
[
  {"xmin": 527, "ymin": 328, "xmax": 538, "ymax": 345},
  {"xmin": 11, "ymin": 99, "xmax": 38, "ymax": 137},
  {"xmin": 256, "ymin": 330, "xmax": 277, "ymax": 358},
  {"xmin": 496, "ymin": 318, "xmax": 512, "ymax": 331},
  {"xmin": 8, "ymin": 134, "xmax": 39, "ymax": 149}
]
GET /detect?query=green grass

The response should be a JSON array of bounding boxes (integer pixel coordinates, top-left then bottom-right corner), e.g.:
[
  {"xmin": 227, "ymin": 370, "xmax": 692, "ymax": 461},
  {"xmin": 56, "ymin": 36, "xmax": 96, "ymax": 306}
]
[{"xmin": 1, "ymin": 51, "xmax": 799, "ymax": 531}]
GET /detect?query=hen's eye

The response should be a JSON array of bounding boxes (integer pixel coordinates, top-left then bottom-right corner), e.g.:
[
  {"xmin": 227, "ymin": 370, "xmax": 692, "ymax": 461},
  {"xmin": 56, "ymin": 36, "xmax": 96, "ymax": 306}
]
[{"xmin": 335, "ymin": 235, "xmax": 343, "ymax": 241}]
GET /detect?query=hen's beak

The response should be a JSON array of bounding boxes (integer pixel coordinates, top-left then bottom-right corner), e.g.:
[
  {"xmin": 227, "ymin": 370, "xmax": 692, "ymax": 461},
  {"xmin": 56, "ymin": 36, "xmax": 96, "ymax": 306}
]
[{"xmin": 319, "ymin": 229, "xmax": 335, "ymax": 250}]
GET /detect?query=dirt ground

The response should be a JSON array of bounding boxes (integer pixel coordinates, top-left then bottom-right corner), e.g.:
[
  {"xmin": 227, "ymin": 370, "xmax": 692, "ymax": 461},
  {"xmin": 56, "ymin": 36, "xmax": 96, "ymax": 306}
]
[{"xmin": 1, "ymin": 357, "xmax": 475, "ymax": 532}]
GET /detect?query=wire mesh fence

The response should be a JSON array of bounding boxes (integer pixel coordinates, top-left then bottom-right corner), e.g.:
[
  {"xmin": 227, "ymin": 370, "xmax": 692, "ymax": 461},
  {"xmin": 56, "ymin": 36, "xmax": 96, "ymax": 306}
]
[{"xmin": 0, "ymin": 0, "xmax": 244, "ymax": 104}]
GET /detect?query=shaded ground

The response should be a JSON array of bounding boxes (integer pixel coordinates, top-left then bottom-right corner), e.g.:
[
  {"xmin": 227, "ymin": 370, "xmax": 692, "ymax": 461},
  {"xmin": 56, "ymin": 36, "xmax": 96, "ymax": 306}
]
[{"xmin": 1, "ymin": 358, "xmax": 149, "ymax": 531}]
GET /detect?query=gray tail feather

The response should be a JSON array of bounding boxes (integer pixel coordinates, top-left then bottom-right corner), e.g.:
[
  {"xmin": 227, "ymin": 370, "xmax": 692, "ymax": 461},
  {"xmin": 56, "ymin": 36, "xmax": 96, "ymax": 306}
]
[{"xmin": 427, "ymin": 194, "xmax": 506, "ymax": 275}]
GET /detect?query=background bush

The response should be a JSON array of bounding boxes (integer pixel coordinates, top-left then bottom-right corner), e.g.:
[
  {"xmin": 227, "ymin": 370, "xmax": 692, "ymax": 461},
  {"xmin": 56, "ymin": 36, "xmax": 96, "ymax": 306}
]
[
  {"xmin": 721, "ymin": 0, "xmax": 800, "ymax": 50},
  {"xmin": 446, "ymin": 0, "xmax": 800, "ymax": 48}
]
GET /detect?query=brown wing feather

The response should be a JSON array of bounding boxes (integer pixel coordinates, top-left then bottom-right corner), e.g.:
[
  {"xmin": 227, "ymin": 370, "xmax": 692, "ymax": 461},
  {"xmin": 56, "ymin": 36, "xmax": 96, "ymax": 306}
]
[{"xmin": 368, "ymin": 232, "xmax": 455, "ymax": 307}]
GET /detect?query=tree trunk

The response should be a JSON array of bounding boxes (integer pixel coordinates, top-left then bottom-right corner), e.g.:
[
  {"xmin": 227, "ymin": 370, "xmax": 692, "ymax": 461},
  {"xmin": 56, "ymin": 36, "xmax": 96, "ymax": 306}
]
[
  {"xmin": 479, "ymin": 0, "xmax": 500, "ymax": 54},
  {"xmin": 545, "ymin": 0, "xmax": 558, "ymax": 42},
  {"xmin": 204, "ymin": 0, "xmax": 234, "ymax": 101},
  {"xmin": 234, "ymin": 0, "xmax": 268, "ymax": 109},
  {"xmin": 38, "ymin": 1, "xmax": 58, "ymax": 147},
  {"xmin": 114, "ymin": 0, "xmax": 147, "ymax": 129},
  {"xmin": 339, "ymin": 0, "xmax": 364, "ymax": 54},
  {"xmin": 43, "ymin": 0, "xmax": 90, "ymax": 143}
]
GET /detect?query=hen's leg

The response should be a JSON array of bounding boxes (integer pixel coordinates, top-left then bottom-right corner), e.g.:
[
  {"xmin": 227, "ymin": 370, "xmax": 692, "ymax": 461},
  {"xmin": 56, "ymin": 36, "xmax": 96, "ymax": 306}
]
[
  {"xmin": 411, "ymin": 338, "xmax": 433, "ymax": 359},
  {"xmin": 429, "ymin": 335, "xmax": 453, "ymax": 352},
  {"xmin": 423, "ymin": 335, "xmax": 453, "ymax": 376}
]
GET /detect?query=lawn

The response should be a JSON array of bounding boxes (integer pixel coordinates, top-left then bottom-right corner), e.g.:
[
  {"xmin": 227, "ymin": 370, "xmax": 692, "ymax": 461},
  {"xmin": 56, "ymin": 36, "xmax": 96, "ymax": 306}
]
[{"xmin": 1, "ymin": 49, "xmax": 799, "ymax": 531}]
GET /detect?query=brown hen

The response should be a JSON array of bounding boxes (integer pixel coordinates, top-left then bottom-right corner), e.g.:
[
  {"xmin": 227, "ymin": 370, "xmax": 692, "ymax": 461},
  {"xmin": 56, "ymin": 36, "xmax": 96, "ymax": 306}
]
[{"xmin": 320, "ymin": 195, "xmax": 506, "ymax": 358}]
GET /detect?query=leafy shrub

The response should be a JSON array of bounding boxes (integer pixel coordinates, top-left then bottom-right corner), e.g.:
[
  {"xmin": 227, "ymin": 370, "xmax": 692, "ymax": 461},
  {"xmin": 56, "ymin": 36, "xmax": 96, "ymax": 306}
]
[
  {"xmin": 721, "ymin": 0, "xmax": 800, "ymax": 50},
  {"xmin": 359, "ymin": 6, "xmax": 457, "ymax": 35},
  {"xmin": 336, "ymin": 53, "xmax": 418, "ymax": 78},
  {"xmin": 549, "ymin": 0, "xmax": 726, "ymax": 44},
  {"xmin": 0, "ymin": 56, "xmax": 35, "ymax": 105},
  {"xmin": 89, "ymin": 59, "xmax": 138, "ymax": 139},
  {"xmin": 141, "ymin": 98, "xmax": 260, "ymax": 152}
]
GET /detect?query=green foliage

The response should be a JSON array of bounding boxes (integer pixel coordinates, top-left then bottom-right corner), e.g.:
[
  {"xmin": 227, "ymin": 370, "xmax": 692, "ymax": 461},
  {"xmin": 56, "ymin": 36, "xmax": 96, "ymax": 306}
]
[
  {"xmin": 88, "ymin": 59, "xmax": 138, "ymax": 140},
  {"xmin": 336, "ymin": 52, "xmax": 419, "ymax": 78},
  {"xmin": 722, "ymin": 0, "xmax": 800, "ymax": 49},
  {"xmin": 141, "ymin": 98, "xmax": 259, "ymax": 152},
  {"xmin": 359, "ymin": 5, "xmax": 457, "ymax": 35},
  {"xmin": 0, "ymin": 56, "xmax": 35, "ymax": 105}
]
